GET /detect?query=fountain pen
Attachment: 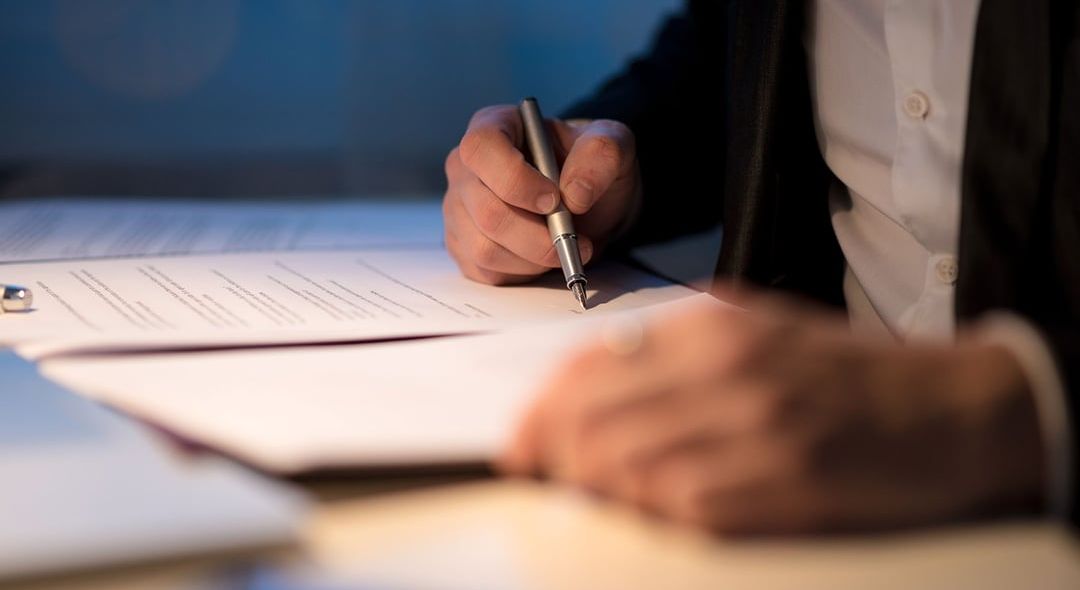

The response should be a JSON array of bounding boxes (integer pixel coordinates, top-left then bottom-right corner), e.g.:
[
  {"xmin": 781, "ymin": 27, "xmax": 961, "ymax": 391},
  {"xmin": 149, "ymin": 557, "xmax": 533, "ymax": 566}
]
[{"xmin": 518, "ymin": 97, "xmax": 589, "ymax": 310}]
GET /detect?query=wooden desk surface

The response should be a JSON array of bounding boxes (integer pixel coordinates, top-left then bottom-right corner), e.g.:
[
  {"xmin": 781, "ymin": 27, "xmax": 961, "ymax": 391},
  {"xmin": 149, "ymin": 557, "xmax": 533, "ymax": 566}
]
[{"xmin": 15, "ymin": 476, "xmax": 1080, "ymax": 590}]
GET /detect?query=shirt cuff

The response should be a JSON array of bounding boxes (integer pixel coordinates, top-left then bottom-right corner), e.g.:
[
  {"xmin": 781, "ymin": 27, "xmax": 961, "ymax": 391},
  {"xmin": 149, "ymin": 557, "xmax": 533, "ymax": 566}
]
[{"xmin": 973, "ymin": 312, "xmax": 1074, "ymax": 521}]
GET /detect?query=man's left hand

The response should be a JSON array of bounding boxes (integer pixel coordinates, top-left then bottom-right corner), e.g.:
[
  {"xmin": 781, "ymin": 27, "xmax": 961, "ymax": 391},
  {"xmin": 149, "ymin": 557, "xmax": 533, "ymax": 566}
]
[{"xmin": 500, "ymin": 289, "xmax": 1046, "ymax": 534}]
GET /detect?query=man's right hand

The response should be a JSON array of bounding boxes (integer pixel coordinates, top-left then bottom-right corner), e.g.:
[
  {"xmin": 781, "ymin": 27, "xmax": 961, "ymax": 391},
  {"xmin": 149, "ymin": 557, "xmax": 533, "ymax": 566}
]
[{"xmin": 443, "ymin": 105, "xmax": 642, "ymax": 285}]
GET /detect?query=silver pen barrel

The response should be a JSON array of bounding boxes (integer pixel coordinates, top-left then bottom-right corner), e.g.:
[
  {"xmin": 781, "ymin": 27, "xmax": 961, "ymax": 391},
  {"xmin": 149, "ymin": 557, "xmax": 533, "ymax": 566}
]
[{"xmin": 519, "ymin": 97, "xmax": 589, "ymax": 310}]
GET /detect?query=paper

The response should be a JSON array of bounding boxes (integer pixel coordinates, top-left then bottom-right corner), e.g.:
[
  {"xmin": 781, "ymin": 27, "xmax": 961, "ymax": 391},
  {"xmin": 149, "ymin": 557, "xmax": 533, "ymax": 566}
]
[
  {"xmin": 0, "ymin": 351, "xmax": 306, "ymax": 579},
  {"xmin": 1, "ymin": 248, "xmax": 697, "ymax": 358},
  {"xmin": 40, "ymin": 294, "xmax": 718, "ymax": 473},
  {"xmin": 0, "ymin": 197, "xmax": 443, "ymax": 263}
]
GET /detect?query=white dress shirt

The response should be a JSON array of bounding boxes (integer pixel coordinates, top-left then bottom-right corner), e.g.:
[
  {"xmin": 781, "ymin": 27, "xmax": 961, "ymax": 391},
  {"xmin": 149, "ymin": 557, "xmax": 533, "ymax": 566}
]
[{"xmin": 806, "ymin": 0, "xmax": 1071, "ymax": 517}]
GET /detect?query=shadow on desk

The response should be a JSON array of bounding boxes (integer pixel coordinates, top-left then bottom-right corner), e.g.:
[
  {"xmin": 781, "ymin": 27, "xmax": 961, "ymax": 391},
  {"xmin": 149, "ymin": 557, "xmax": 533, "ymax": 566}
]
[{"xmin": 296, "ymin": 465, "xmax": 492, "ymax": 503}]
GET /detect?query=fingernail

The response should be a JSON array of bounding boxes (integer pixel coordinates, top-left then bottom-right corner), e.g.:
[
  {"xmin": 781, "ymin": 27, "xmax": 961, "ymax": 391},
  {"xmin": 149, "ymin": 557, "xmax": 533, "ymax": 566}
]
[
  {"xmin": 562, "ymin": 178, "xmax": 593, "ymax": 210},
  {"xmin": 536, "ymin": 193, "xmax": 557, "ymax": 214}
]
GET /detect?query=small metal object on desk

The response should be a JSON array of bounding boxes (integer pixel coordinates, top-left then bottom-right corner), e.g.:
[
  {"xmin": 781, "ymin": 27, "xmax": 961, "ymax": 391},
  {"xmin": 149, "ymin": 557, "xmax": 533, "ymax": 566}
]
[{"xmin": 1, "ymin": 284, "xmax": 33, "ymax": 313}]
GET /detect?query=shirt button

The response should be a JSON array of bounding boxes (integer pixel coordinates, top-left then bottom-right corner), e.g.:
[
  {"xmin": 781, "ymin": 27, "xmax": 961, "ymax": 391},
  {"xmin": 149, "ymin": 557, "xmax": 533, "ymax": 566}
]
[
  {"xmin": 903, "ymin": 90, "xmax": 931, "ymax": 120},
  {"xmin": 935, "ymin": 256, "xmax": 958, "ymax": 285}
]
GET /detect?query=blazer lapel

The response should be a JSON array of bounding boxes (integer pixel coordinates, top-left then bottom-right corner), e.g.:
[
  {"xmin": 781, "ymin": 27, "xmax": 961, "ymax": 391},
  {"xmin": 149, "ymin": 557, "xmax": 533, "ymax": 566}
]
[
  {"xmin": 720, "ymin": 0, "xmax": 793, "ymax": 277},
  {"xmin": 717, "ymin": 0, "xmax": 844, "ymax": 305},
  {"xmin": 957, "ymin": 0, "xmax": 1054, "ymax": 317}
]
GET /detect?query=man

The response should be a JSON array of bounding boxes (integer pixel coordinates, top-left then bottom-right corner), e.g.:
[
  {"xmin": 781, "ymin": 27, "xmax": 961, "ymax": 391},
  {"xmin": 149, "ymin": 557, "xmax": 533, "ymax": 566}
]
[{"xmin": 442, "ymin": 0, "xmax": 1078, "ymax": 533}]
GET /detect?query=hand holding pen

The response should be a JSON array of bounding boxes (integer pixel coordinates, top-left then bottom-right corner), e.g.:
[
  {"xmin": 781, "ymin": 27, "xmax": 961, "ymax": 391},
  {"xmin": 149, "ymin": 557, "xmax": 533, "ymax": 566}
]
[{"xmin": 441, "ymin": 100, "xmax": 642, "ymax": 301}]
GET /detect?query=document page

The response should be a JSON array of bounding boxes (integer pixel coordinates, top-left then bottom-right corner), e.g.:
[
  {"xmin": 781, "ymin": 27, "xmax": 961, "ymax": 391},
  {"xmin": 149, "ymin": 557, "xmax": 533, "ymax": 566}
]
[
  {"xmin": 0, "ymin": 351, "xmax": 306, "ymax": 579},
  {"xmin": 1, "ymin": 248, "xmax": 697, "ymax": 358},
  {"xmin": 41, "ymin": 294, "xmax": 720, "ymax": 473},
  {"xmin": 0, "ymin": 197, "xmax": 443, "ymax": 263}
]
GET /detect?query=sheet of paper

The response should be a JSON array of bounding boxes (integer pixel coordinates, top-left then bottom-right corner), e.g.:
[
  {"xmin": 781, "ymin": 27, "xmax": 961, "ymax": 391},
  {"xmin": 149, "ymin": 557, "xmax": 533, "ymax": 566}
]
[
  {"xmin": 40, "ymin": 293, "xmax": 720, "ymax": 473},
  {"xmin": 1, "ymin": 248, "xmax": 697, "ymax": 359},
  {"xmin": 0, "ymin": 197, "xmax": 443, "ymax": 263},
  {"xmin": 0, "ymin": 351, "xmax": 306, "ymax": 580}
]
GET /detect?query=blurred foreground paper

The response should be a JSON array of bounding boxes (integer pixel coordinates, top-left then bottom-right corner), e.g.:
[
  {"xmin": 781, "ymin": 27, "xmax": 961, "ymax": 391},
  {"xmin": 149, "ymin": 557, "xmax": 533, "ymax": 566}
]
[
  {"xmin": 0, "ymin": 351, "xmax": 306, "ymax": 581},
  {"xmin": 41, "ymin": 293, "xmax": 720, "ymax": 473},
  {"xmin": 1, "ymin": 248, "xmax": 695, "ymax": 359},
  {"xmin": 0, "ymin": 197, "xmax": 444, "ymax": 263}
]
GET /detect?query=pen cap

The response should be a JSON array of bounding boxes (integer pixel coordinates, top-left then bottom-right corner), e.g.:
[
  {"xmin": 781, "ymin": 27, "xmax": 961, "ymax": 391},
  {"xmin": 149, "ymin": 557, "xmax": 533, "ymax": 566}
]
[{"xmin": 1, "ymin": 284, "xmax": 33, "ymax": 312}]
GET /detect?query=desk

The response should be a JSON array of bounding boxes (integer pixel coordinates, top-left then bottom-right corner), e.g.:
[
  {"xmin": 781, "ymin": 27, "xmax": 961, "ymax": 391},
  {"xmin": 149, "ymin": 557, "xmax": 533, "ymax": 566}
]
[
  {"xmin": 8, "ymin": 229, "xmax": 1078, "ymax": 589},
  {"xmin": 15, "ymin": 476, "xmax": 1080, "ymax": 590}
]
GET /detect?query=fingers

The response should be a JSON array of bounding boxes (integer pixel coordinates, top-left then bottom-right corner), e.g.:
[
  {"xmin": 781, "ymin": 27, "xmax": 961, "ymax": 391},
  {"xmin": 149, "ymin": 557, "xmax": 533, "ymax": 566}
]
[
  {"xmin": 455, "ymin": 166, "xmax": 595, "ymax": 268},
  {"xmin": 459, "ymin": 105, "xmax": 561, "ymax": 215},
  {"xmin": 554, "ymin": 119, "xmax": 637, "ymax": 214},
  {"xmin": 572, "ymin": 384, "xmax": 772, "ymax": 496},
  {"xmin": 445, "ymin": 107, "xmax": 642, "ymax": 285},
  {"xmin": 444, "ymin": 190, "xmax": 548, "ymax": 284},
  {"xmin": 445, "ymin": 150, "xmax": 595, "ymax": 285},
  {"xmin": 499, "ymin": 345, "xmax": 629, "ymax": 477},
  {"xmin": 500, "ymin": 344, "xmax": 658, "ymax": 478},
  {"xmin": 495, "ymin": 299, "xmax": 829, "ymax": 535},
  {"xmin": 496, "ymin": 287, "xmax": 908, "ymax": 535},
  {"xmin": 500, "ymin": 305, "xmax": 743, "ymax": 475}
]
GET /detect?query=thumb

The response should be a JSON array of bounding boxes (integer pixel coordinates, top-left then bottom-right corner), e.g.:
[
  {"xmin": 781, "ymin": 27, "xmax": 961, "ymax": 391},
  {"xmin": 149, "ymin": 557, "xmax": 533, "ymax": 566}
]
[{"xmin": 553, "ymin": 119, "xmax": 637, "ymax": 215}]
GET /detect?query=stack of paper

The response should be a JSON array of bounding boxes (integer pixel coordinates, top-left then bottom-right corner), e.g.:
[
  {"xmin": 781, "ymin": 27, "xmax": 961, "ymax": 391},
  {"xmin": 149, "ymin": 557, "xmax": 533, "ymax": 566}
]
[
  {"xmin": 3, "ymin": 197, "xmax": 704, "ymax": 474},
  {"xmin": 40, "ymin": 296, "xmax": 715, "ymax": 474},
  {"xmin": 1, "ymin": 249, "xmax": 693, "ymax": 359},
  {"xmin": 0, "ymin": 197, "xmax": 444, "ymax": 262}
]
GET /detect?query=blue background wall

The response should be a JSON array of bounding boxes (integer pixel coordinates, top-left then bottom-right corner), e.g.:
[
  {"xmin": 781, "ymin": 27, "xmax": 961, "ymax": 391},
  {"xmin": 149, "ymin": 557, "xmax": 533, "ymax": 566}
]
[{"xmin": 0, "ymin": 0, "xmax": 680, "ymax": 195}]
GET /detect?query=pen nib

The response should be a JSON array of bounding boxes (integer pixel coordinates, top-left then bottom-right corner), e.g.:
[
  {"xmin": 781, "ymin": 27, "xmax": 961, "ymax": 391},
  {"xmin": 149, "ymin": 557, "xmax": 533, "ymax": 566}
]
[{"xmin": 571, "ymin": 282, "xmax": 588, "ymax": 311}]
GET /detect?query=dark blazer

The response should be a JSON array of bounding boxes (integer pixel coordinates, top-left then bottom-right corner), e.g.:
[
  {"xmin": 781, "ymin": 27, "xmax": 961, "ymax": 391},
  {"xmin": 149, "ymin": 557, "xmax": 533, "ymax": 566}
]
[{"xmin": 564, "ymin": 0, "xmax": 1080, "ymax": 525}]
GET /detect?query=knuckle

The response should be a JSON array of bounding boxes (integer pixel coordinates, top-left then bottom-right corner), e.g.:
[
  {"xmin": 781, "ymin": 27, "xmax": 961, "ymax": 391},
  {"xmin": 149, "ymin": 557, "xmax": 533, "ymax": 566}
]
[
  {"xmin": 441, "ymin": 192, "xmax": 453, "ymax": 217},
  {"xmin": 753, "ymin": 384, "xmax": 804, "ymax": 431},
  {"xmin": 597, "ymin": 118, "xmax": 634, "ymax": 143},
  {"xmin": 672, "ymin": 477, "xmax": 713, "ymax": 526},
  {"xmin": 754, "ymin": 387, "xmax": 787, "ymax": 425},
  {"xmin": 610, "ymin": 446, "xmax": 643, "ymax": 481},
  {"xmin": 473, "ymin": 197, "xmax": 510, "ymax": 236},
  {"xmin": 444, "ymin": 231, "xmax": 461, "ymax": 262},
  {"xmin": 459, "ymin": 127, "xmax": 494, "ymax": 170},
  {"xmin": 589, "ymin": 120, "xmax": 635, "ymax": 160},
  {"xmin": 496, "ymin": 153, "xmax": 532, "ymax": 200},
  {"xmin": 463, "ymin": 263, "xmax": 500, "ymax": 286},
  {"xmin": 471, "ymin": 237, "xmax": 502, "ymax": 268},
  {"xmin": 473, "ymin": 104, "xmax": 507, "ymax": 121},
  {"xmin": 587, "ymin": 134, "xmax": 624, "ymax": 167},
  {"xmin": 444, "ymin": 147, "xmax": 461, "ymax": 178}
]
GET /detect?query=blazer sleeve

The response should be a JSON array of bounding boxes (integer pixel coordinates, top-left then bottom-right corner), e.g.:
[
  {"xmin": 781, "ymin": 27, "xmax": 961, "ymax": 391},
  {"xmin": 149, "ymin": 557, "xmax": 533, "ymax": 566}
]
[
  {"xmin": 561, "ymin": 0, "xmax": 727, "ymax": 247},
  {"xmin": 1041, "ymin": 327, "xmax": 1080, "ymax": 527}
]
